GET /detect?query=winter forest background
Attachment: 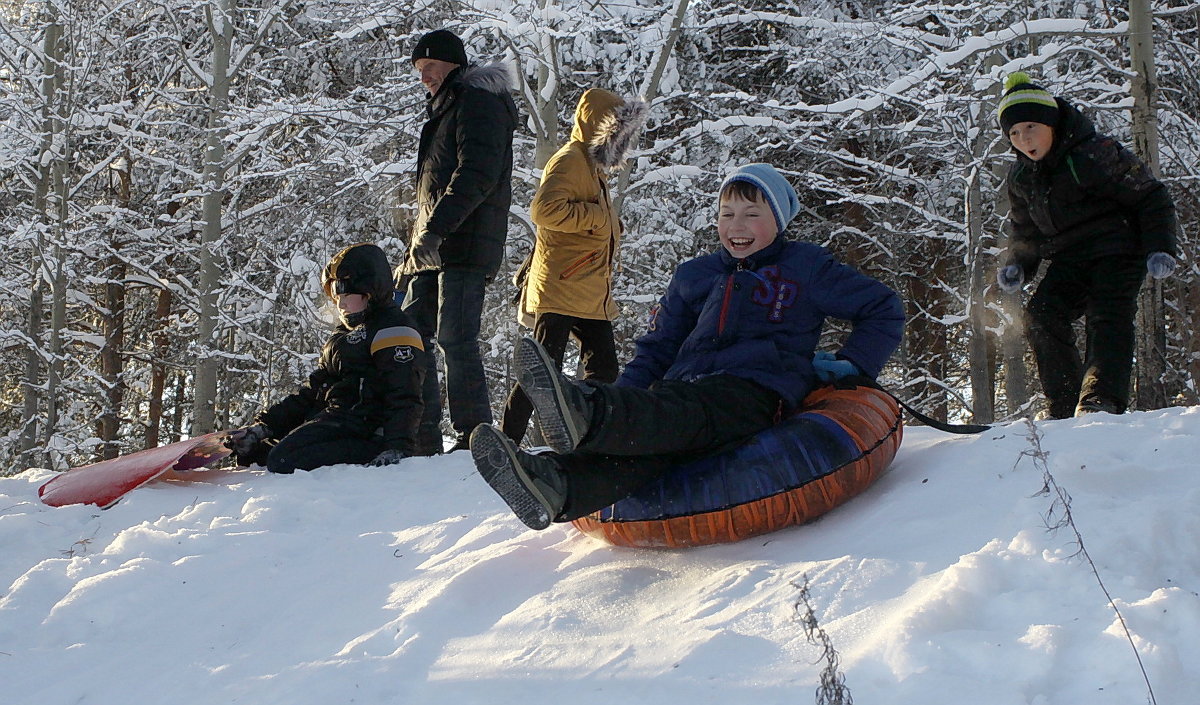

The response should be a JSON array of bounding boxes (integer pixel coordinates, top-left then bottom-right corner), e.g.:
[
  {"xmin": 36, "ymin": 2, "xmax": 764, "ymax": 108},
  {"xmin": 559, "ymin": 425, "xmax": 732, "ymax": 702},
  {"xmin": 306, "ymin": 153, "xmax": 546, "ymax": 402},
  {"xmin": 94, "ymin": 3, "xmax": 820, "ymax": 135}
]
[{"xmin": 1, "ymin": 0, "xmax": 1198, "ymax": 472}]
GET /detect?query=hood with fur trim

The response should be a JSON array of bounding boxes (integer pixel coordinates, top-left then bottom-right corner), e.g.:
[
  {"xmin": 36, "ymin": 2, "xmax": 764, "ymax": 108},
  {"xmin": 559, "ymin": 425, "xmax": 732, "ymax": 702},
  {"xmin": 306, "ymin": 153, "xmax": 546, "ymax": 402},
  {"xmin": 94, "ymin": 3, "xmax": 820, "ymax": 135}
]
[
  {"xmin": 569, "ymin": 89, "xmax": 649, "ymax": 173},
  {"xmin": 431, "ymin": 61, "xmax": 513, "ymax": 105}
]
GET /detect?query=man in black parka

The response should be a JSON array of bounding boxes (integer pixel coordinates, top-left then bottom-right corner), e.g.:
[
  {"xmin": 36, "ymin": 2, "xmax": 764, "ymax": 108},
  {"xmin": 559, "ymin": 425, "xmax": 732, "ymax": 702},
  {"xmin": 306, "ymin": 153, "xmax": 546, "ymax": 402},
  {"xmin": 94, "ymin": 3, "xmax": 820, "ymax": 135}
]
[
  {"xmin": 226, "ymin": 244, "xmax": 427, "ymax": 473},
  {"xmin": 399, "ymin": 28, "xmax": 518, "ymax": 454},
  {"xmin": 995, "ymin": 72, "xmax": 1179, "ymax": 418}
]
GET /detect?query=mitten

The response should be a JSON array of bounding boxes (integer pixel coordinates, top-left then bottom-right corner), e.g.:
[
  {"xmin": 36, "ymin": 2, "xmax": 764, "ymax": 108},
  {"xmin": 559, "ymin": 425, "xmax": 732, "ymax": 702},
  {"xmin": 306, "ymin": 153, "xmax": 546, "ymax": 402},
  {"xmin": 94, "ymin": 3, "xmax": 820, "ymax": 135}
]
[
  {"xmin": 1146, "ymin": 252, "xmax": 1176, "ymax": 279},
  {"xmin": 368, "ymin": 449, "xmax": 407, "ymax": 467},
  {"xmin": 812, "ymin": 351, "xmax": 861, "ymax": 383},
  {"xmin": 409, "ymin": 231, "xmax": 443, "ymax": 269},
  {"xmin": 224, "ymin": 423, "xmax": 270, "ymax": 459},
  {"xmin": 997, "ymin": 264, "xmax": 1024, "ymax": 294}
]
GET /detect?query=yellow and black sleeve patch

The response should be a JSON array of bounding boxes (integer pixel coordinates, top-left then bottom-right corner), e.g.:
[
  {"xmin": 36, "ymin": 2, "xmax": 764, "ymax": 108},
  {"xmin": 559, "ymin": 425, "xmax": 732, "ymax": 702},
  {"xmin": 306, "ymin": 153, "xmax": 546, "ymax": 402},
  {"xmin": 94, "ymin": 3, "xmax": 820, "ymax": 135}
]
[{"xmin": 371, "ymin": 326, "xmax": 425, "ymax": 355}]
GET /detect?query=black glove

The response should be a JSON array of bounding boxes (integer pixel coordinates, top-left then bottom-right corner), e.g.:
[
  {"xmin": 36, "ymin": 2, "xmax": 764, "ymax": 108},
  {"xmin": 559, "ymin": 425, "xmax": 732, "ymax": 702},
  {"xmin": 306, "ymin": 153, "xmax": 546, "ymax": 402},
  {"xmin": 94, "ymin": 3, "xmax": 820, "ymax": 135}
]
[
  {"xmin": 368, "ymin": 449, "xmax": 406, "ymax": 467},
  {"xmin": 225, "ymin": 423, "xmax": 270, "ymax": 460},
  {"xmin": 409, "ymin": 231, "xmax": 443, "ymax": 269}
]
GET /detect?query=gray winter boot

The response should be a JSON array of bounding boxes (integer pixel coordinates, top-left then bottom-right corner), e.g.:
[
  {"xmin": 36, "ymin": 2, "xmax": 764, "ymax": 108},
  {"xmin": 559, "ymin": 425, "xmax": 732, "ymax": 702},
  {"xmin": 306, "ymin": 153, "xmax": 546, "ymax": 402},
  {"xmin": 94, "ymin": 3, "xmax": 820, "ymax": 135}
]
[
  {"xmin": 470, "ymin": 424, "xmax": 568, "ymax": 530},
  {"xmin": 1075, "ymin": 394, "xmax": 1123, "ymax": 416},
  {"xmin": 516, "ymin": 337, "xmax": 594, "ymax": 454}
]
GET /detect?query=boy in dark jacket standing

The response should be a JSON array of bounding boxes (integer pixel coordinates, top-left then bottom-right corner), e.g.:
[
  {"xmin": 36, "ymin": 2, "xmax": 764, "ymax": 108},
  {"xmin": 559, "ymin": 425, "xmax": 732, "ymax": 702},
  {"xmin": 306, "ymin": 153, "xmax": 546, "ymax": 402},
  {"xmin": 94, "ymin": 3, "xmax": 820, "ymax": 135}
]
[
  {"xmin": 995, "ymin": 72, "xmax": 1179, "ymax": 418},
  {"xmin": 469, "ymin": 163, "xmax": 904, "ymax": 530},
  {"xmin": 225, "ymin": 244, "xmax": 426, "ymax": 473},
  {"xmin": 400, "ymin": 29, "xmax": 518, "ymax": 454}
]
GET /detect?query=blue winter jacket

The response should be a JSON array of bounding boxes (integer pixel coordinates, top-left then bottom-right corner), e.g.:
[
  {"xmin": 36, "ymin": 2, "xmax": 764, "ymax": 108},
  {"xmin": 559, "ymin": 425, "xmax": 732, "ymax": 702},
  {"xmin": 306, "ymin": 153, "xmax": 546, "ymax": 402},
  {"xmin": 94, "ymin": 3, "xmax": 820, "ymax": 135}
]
[{"xmin": 617, "ymin": 237, "xmax": 904, "ymax": 409}]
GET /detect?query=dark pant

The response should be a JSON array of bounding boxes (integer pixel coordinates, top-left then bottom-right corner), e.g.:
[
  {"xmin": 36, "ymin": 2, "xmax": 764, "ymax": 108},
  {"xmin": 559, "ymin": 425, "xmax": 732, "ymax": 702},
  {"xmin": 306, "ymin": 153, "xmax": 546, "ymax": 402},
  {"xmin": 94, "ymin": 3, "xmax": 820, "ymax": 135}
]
[
  {"xmin": 501, "ymin": 312, "xmax": 619, "ymax": 444},
  {"xmin": 553, "ymin": 375, "xmax": 782, "ymax": 520},
  {"xmin": 1025, "ymin": 255, "xmax": 1146, "ymax": 419},
  {"xmin": 403, "ymin": 269, "xmax": 493, "ymax": 452},
  {"xmin": 266, "ymin": 420, "xmax": 384, "ymax": 474}
]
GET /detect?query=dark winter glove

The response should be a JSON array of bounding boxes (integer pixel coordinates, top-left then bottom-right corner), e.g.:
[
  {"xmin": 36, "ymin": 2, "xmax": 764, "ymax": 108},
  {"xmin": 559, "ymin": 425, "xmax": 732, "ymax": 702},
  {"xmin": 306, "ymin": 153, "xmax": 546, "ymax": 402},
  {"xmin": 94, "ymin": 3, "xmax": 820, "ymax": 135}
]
[
  {"xmin": 997, "ymin": 264, "xmax": 1024, "ymax": 294},
  {"xmin": 1146, "ymin": 252, "xmax": 1176, "ymax": 279},
  {"xmin": 408, "ymin": 231, "xmax": 443, "ymax": 270},
  {"xmin": 368, "ymin": 449, "xmax": 407, "ymax": 467},
  {"xmin": 813, "ymin": 351, "xmax": 860, "ymax": 383},
  {"xmin": 224, "ymin": 423, "xmax": 270, "ymax": 458}
]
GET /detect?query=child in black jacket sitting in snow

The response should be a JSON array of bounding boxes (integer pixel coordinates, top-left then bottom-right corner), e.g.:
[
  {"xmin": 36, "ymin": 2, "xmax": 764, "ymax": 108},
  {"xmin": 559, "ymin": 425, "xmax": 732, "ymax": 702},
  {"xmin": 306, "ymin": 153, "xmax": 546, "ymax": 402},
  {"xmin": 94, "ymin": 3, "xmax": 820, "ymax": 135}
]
[
  {"xmin": 995, "ymin": 72, "xmax": 1179, "ymax": 419},
  {"xmin": 225, "ymin": 243, "xmax": 427, "ymax": 473}
]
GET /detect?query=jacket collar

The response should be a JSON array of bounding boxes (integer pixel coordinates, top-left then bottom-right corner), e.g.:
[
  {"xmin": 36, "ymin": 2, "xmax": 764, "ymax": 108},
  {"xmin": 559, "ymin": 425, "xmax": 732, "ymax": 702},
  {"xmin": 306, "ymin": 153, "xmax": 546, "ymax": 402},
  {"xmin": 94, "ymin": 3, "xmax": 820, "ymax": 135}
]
[{"xmin": 426, "ymin": 66, "xmax": 465, "ymax": 115}]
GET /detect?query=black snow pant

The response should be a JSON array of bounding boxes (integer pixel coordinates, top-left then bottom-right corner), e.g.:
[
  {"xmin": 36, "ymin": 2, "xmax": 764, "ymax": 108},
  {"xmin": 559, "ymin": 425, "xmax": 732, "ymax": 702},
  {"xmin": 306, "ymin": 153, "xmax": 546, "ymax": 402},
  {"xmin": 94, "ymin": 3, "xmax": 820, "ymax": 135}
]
[
  {"xmin": 266, "ymin": 419, "xmax": 385, "ymax": 474},
  {"xmin": 1025, "ymin": 254, "xmax": 1146, "ymax": 419},
  {"xmin": 500, "ymin": 312, "xmax": 619, "ymax": 445},
  {"xmin": 551, "ymin": 374, "xmax": 782, "ymax": 521}
]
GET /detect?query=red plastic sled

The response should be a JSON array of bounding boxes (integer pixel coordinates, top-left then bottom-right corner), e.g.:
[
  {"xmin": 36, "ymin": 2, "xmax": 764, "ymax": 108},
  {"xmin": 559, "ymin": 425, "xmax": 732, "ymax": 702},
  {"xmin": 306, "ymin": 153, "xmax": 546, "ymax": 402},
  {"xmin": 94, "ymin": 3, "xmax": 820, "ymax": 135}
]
[{"xmin": 38, "ymin": 432, "xmax": 233, "ymax": 509}]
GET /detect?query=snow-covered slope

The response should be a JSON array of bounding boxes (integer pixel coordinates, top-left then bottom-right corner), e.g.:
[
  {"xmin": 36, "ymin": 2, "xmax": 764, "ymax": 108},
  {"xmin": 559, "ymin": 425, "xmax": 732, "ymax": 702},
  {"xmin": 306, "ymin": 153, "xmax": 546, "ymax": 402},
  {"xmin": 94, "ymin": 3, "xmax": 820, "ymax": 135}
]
[{"xmin": 3, "ymin": 409, "xmax": 1198, "ymax": 705}]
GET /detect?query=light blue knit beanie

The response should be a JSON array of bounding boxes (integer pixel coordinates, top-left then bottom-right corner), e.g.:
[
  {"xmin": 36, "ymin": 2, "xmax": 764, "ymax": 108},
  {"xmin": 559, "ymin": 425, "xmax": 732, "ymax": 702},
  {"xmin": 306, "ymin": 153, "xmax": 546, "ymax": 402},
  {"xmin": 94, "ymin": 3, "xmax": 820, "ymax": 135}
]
[{"xmin": 719, "ymin": 163, "xmax": 801, "ymax": 234}]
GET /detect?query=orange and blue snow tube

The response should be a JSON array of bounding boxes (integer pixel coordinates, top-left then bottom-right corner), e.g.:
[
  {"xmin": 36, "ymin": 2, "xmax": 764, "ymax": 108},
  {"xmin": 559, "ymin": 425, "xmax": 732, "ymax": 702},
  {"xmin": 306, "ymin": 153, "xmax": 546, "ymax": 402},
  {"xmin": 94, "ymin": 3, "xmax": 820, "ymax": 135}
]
[{"xmin": 571, "ymin": 384, "xmax": 902, "ymax": 548}]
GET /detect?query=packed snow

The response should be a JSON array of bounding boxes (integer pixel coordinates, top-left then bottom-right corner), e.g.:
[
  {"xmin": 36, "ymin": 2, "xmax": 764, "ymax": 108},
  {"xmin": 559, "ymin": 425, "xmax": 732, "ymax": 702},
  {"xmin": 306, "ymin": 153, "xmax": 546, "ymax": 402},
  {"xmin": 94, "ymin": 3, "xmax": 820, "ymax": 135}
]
[{"xmin": 3, "ymin": 408, "xmax": 1198, "ymax": 705}]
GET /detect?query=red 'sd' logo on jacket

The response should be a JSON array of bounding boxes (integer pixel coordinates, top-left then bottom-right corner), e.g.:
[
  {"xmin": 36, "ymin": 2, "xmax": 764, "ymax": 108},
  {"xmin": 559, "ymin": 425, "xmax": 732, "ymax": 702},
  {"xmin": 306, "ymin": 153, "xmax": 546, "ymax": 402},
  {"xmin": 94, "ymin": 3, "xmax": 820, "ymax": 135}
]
[{"xmin": 752, "ymin": 265, "xmax": 798, "ymax": 323}]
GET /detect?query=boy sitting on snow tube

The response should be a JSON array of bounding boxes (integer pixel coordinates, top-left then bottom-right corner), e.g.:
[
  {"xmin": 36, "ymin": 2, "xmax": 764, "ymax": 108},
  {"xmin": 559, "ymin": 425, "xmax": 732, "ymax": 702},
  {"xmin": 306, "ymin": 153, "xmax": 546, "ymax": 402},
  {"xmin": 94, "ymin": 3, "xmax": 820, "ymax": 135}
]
[{"xmin": 469, "ymin": 163, "xmax": 905, "ymax": 531}]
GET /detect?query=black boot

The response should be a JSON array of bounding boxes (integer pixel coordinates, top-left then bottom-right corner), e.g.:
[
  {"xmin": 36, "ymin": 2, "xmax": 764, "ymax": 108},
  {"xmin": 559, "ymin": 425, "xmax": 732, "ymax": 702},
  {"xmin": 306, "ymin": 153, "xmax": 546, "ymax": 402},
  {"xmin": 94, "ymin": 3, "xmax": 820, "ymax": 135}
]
[
  {"xmin": 516, "ymin": 337, "xmax": 593, "ymax": 454},
  {"xmin": 412, "ymin": 422, "xmax": 443, "ymax": 456},
  {"xmin": 470, "ymin": 424, "xmax": 568, "ymax": 530},
  {"xmin": 1075, "ymin": 394, "xmax": 1123, "ymax": 416}
]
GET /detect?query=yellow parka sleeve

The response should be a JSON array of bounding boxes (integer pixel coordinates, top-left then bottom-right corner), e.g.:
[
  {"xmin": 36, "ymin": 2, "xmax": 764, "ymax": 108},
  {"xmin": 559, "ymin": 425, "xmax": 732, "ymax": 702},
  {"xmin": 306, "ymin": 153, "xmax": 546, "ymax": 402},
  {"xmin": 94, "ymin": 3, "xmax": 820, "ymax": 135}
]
[{"xmin": 529, "ymin": 146, "xmax": 608, "ymax": 236}]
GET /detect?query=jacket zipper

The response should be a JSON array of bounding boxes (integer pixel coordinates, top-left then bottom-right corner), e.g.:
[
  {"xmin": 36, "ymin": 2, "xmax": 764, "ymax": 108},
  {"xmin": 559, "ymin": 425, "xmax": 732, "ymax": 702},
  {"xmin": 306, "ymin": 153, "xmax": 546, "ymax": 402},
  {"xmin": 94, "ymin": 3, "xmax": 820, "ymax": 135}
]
[
  {"xmin": 1066, "ymin": 155, "xmax": 1081, "ymax": 185},
  {"xmin": 718, "ymin": 260, "xmax": 746, "ymax": 335}
]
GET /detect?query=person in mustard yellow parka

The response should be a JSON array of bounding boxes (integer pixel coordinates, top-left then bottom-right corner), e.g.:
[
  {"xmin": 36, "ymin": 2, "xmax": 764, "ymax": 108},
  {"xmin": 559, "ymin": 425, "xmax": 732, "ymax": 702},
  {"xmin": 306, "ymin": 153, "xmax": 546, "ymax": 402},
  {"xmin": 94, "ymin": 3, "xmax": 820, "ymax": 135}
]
[{"xmin": 501, "ymin": 88, "xmax": 648, "ymax": 445}]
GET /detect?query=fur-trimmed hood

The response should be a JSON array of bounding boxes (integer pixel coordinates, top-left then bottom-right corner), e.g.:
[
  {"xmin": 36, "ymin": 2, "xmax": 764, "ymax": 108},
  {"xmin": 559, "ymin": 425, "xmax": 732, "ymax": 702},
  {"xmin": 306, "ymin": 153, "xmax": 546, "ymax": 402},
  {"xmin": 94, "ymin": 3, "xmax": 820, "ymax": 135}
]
[
  {"xmin": 428, "ymin": 61, "xmax": 513, "ymax": 108},
  {"xmin": 569, "ymin": 88, "xmax": 649, "ymax": 173},
  {"xmin": 456, "ymin": 61, "xmax": 513, "ymax": 96}
]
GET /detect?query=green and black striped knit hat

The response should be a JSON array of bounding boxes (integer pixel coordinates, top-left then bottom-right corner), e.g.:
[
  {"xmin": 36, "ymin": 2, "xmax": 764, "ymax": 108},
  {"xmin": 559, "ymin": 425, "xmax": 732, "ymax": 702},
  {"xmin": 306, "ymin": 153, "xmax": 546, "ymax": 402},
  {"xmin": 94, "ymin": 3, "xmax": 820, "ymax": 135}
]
[{"xmin": 997, "ymin": 72, "xmax": 1059, "ymax": 133}]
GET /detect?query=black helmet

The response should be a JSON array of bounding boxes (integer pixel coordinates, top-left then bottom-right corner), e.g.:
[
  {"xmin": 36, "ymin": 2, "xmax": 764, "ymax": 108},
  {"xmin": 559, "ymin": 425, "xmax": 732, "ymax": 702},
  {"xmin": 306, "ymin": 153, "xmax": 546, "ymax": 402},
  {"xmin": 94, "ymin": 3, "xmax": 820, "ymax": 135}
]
[{"xmin": 321, "ymin": 243, "xmax": 395, "ymax": 305}]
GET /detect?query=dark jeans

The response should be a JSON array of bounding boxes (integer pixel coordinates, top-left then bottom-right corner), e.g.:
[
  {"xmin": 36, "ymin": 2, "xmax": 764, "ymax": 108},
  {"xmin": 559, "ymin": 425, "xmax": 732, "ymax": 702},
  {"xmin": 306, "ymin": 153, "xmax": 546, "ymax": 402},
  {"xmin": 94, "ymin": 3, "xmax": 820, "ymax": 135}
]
[
  {"xmin": 1025, "ymin": 255, "xmax": 1146, "ymax": 419},
  {"xmin": 501, "ymin": 312, "xmax": 619, "ymax": 444},
  {"xmin": 553, "ymin": 375, "xmax": 782, "ymax": 520},
  {"xmin": 266, "ymin": 420, "xmax": 383, "ymax": 474},
  {"xmin": 403, "ymin": 269, "xmax": 493, "ymax": 452}
]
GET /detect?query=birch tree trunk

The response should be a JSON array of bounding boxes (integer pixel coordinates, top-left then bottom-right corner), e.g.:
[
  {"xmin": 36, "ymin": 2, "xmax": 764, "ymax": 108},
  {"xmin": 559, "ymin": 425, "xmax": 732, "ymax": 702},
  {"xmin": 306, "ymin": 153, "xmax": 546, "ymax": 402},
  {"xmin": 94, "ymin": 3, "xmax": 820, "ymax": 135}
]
[
  {"xmin": 965, "ymin": 159, "xmax": 994, "ymax": 424},
  {"xmin": 532, "ymin": 0, "xmax": 560, "ymax": 170},
  {"xmin": 192, "ymin": 0, "xmax": 234, "ymax": 434},
  {"xmin": 1129, "ymin": 0, "xmax": 1168, "ymax": 410},
  {"xmin": 187, "ymin": 0, "xmax": 290, "ymax": 434},
  {"xmin": 19, "ymin": 16, "xmax": 64, "ymax": 466},
  {"xmin": 965, "ymin": 54, "xmax": 1007, "ymax": 423},
  {"xmin": 613, "ymin": 0, "xmax": 689, "ymax": 212},
  {"xmin": 44, "ymin": 16, "xmax": 72, "ymax": 464},
  {"xmin": 993, "ymin": 148, "xmax": 1029, "ymax": 414},
  {"xmin": 46, "ymin": 161, "xmax": 68, "ymax": 458}
]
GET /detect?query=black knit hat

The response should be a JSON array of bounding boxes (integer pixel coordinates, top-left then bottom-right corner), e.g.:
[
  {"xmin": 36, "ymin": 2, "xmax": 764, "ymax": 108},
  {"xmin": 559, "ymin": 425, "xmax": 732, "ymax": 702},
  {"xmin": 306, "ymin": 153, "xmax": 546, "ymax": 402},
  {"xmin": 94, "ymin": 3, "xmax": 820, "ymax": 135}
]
[
  {"xmin": 997, "ymin": 72, "xmax": 1059, "ymax": 133},
  {"xmin": 411, "ymin": 29, "xmax": 467, "ymax": 67}
]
